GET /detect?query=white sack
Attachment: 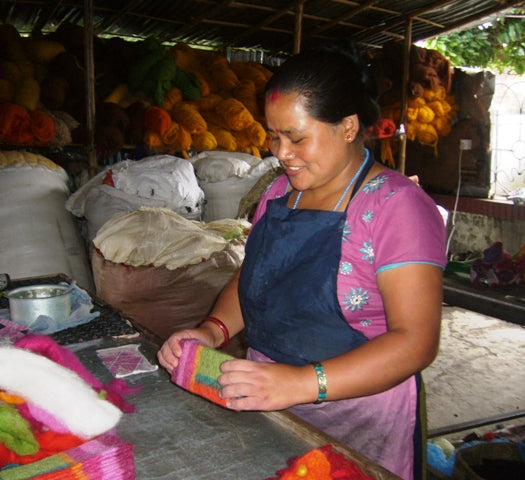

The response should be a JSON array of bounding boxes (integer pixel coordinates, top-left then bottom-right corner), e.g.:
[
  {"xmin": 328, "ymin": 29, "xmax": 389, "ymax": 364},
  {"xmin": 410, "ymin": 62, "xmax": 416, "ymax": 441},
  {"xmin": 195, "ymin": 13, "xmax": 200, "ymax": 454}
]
[
  {"xmin": 66, "ymin": 154, "xmax": 205, "ymax": 241},
  {"xmin": 190, "ymin": 151, "xmax": 280, "ymax": 221},
  {"xmin": 0, "ymin": 157, "xmax": 94, "ymax": 290}
]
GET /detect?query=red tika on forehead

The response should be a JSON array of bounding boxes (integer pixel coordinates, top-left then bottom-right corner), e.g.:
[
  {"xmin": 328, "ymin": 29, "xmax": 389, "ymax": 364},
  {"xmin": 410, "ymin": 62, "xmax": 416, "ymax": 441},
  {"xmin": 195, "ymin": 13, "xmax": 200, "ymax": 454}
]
[{"xmin": 269, "ymin": 88, "xmax": 280, "ymax": 102}]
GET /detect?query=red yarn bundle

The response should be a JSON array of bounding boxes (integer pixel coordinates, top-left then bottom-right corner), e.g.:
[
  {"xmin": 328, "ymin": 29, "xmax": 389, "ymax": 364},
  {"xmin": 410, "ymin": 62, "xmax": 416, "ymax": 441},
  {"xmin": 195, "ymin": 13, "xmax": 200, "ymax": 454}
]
[
  {"xmin": 373, "ymin": 118, "xmax": 396, "ymax": 139},
  {"xmin": 0, "ymin": 102, "xmax": 33, "ymax": 144},
  {"xmin": 29, "ymin": 109, "xmax": 55, "ymax": 144},
  {"xmin": 0, "ymin": 103, "xmax": 56, "ymax": 145},
  {"xmin": 144, "ymin": 105, "xmax": 172, "ymax": 136}
]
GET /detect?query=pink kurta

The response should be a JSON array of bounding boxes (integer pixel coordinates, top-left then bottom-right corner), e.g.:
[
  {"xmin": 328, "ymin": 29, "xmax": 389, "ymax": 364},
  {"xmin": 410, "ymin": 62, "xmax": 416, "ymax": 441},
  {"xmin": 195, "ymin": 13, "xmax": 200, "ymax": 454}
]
[{"xmin": 248, "ymin": 169, "xmax": 447, "ymax": 480}]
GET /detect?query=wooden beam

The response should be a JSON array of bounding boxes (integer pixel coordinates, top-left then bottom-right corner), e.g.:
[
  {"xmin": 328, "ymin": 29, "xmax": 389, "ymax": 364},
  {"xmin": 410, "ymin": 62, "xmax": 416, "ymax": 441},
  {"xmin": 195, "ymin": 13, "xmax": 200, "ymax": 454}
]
[
  {"xmin": 223, "ymin": 2, "xmax": 295, "ymax": 48},
  {"xmin": 30, "ymin": 0, "xmax": 65, "ymax": 36},
  {"xmin": 352, "ymin": 0, "xmax": 458, "ymax": 42},
  {"xmin": 413, "ymin": 0, "xmax": 525, "ymax": 42},
  {"xmin": 166, "ymin": 0, "xmax": 235, "ymax": 42},
  {"xmin": 83, "ymin": 0, "xmax": 97, "ymax": 177},
  {"xmin": 398, "ymin": 17, "xmax": 413, "ymax": 174},
  {"xmin": 294, "ymin": 0, "xmax": 304, "ymax": 53},
  {"xmin": 313, "ymin": 0, "xmax": 380, "ymax": 36},
  {"xmin": 330, "ymin": 0, "xmax": 446, "ymax": 27},
  {"xmin": 93, "ymin": 0, "xmax": 143, "ymax": 36}
]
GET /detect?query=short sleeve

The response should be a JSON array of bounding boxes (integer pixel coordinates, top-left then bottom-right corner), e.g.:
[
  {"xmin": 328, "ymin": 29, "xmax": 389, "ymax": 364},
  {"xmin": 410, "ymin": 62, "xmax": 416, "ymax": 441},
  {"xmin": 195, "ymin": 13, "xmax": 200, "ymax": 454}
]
[{"xmin": 372, "ymin": 178, "xmax": 448, "ymax": 272}]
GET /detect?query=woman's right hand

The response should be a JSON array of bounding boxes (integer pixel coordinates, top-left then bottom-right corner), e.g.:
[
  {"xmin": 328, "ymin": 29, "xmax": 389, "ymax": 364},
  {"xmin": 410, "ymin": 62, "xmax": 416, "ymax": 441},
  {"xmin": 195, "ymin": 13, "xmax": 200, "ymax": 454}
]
[{"xmin": 157, "ymin": 327, "xmax": 216, "ymax": 374}]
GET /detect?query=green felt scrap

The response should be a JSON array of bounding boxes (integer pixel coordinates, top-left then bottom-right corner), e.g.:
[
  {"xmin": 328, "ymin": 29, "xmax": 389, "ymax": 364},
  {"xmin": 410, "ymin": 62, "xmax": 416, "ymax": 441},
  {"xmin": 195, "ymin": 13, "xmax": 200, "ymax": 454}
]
[{"xmin": 0, "ymin": 402, "xmax": 39, "ymax": 456}]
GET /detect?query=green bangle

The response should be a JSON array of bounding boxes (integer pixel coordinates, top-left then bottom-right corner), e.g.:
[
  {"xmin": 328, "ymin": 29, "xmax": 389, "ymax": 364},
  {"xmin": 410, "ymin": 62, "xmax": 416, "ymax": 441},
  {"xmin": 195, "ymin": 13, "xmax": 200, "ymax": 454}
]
[{"xmin": 311, "ymin": 361, "xmax": 327, "ymax": 404}]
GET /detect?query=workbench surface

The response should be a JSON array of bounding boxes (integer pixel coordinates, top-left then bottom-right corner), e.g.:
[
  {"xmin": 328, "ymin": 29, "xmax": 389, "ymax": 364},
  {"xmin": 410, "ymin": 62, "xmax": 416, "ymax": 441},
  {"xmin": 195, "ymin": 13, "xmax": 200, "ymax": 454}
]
[
  {"xmin": 3, "ymin": 273, "xmax": 400, "ymax": 480},
  {"xmin": 70, "ymin": 336, "xmax": 399, "ymax": 480}
]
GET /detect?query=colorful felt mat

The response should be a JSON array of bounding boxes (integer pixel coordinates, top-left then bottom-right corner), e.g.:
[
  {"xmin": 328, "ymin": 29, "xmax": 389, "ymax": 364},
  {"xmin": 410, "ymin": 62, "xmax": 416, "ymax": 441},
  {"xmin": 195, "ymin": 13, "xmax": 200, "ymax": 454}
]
[
  {"xmin": 171, "ymin": 339, "xmax": 233, "ymax": 407},
  {"xmin": 0, "ymin": 433, "xmax": 134, "ymax": 480}
]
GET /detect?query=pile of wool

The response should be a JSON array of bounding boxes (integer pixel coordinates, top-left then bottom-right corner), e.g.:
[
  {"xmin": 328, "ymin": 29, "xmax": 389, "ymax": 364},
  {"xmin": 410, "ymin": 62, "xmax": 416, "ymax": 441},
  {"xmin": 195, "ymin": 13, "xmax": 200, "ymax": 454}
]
[
  {"xmin": 374, "ymin": 42, "xmax": 453, "ymax": 107},
  {"xmin": 404, "ymin": 86, "xmax": 458, "ymax": 152},
  {"xmin": 0, "ymin": 149, "xmax": 61, "ymax": 169},
  {"xmin": 1, "ymin": 24, "xmax": 273, "ymax": 158},
  {"xmin": 0, "ymin": 23, "xmax": 88, "ymax": 147},
  {"xmin": 371, "ymin": 41, "xmax": 458, "ymax": 160},
  {"xmin": 0, "ymin": 24, "xmax": 43, "ymax": 111},
  {"xmin": 0, "ymin": 103, "xmax": 55, "ymax": 146},
  {"xmin": 141, "ymin": 42, "xmax": 272, "ymax": 157},
  {"xmin": 265, "ymin": 444, "xmax": 374, "ymax": 480},
  {"xmin": 93, "ymin": 102, "xmax": 130, "ymax": 156},
  {"xmin": 0, "ymin": 335, "xmax": 136, "ymax": 471},
  {"xmin": 136, "ymin": 90, "xmax": 270, "ymax": 158},
  {"xmin": 127, "ymin": 37, "xmax": 202, "ymax": 105},
  {"xmin": 98, "ymin": 41, "xmax": 273, "ymax": 158}
]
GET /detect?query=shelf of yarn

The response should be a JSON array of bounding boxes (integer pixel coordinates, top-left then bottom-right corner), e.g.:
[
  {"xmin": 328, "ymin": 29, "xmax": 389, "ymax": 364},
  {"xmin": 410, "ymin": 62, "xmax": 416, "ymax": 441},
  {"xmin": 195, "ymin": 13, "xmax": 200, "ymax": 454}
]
[{"xmin": 0, "ymin": 25, "xmax": 274, "ymax": 167}]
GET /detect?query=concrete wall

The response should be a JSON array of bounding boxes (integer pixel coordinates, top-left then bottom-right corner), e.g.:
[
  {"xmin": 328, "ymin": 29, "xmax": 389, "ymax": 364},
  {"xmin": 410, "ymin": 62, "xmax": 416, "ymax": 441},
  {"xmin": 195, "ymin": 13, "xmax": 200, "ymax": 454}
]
[{"xmin": 446, "ymin": 211, "xmax": 524, "ymax": 257}]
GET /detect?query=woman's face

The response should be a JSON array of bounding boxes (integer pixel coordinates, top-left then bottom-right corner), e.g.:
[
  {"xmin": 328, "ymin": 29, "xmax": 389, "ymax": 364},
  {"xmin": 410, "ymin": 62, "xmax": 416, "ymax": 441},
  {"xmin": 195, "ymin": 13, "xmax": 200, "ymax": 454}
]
[{"xmin": 265, "ymin": 91, "xmax": 352, "ymax": 193}]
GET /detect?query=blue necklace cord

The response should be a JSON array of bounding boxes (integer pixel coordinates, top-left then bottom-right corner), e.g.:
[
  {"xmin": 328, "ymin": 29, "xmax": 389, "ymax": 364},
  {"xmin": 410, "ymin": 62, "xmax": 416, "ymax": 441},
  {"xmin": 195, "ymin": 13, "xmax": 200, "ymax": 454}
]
[{"xmin": 293, "ymin": 149, "xmax": 371, "ymax": 210}]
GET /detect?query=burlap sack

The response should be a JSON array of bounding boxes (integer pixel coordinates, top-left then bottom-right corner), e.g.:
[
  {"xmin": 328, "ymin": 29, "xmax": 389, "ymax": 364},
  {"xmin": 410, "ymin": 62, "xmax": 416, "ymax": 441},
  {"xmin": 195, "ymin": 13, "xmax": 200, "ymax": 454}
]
[{"xmin": 91, "ymin": 239, "xmax": 245, "ymax": 343}]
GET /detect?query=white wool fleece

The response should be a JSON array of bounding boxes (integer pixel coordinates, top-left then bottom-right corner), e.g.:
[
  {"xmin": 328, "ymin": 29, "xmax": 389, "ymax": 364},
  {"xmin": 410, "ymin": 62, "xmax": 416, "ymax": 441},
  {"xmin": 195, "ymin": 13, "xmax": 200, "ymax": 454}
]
[{"xmin": 0, "ymin": 346, "xmax": 122, "ymax": 439}]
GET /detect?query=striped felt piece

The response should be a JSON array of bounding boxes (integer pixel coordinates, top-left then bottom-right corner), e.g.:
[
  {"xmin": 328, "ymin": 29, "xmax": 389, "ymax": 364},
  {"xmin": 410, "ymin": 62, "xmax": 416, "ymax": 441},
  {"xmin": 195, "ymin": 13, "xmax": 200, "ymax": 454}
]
[
  {"xmin": 0, "ymin": 433, "xmax": 134, "ymax": 480},
  {"xmin": 171, "ymin": 339, "xmax": 233, "ymax": 407}
]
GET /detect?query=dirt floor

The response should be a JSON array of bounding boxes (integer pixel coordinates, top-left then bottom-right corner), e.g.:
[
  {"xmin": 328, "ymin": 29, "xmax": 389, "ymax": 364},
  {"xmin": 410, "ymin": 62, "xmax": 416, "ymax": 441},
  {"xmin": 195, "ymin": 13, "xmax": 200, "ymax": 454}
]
[{"xmin": 423, "ymin": 304, "xmax": 525, "ymax": 442}]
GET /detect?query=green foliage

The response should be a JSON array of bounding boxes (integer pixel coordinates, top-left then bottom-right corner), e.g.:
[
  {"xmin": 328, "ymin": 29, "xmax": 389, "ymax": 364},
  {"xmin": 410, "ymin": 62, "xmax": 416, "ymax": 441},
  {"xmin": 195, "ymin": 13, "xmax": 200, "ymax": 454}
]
[{"xmin": 424, "ymin": 11, "xmax": 525, "ymax": 74}]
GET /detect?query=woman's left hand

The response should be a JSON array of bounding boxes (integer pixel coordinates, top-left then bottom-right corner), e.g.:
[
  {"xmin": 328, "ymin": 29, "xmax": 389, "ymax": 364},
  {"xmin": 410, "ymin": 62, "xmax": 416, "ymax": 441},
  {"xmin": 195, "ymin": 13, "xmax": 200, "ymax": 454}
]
[{"xmin": 218, "ymin": 359, "xmax": 315, "ymax": 411}]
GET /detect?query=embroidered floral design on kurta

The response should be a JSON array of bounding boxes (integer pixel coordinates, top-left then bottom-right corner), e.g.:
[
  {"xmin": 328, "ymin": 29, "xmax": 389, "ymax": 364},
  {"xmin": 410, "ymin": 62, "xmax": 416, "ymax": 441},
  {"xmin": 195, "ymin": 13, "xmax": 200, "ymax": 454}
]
[
  {"xmin": 363, "ymin": 175, "xmax": 386, "ymax": 193},
  {"xmin": 342, "ymin": 221, "xmax": 351, "ymax": 241},
  {"xmin": 343, "ymin": 287, "xmax": 369, "ymax": 311},
  {"xmin": 340, "ymin": 262, "xmax": 353, "ymax": 275},
  {"xmin": 384, "ymin": 189, "xmax": 397, "ymax": 200},
  {"xmin": 360, "ymin": 319, "xmax": 372, "ymax": 327},
  {"xmin": 362, "ymin": 210, "xmax": 374, "ymax": 222},
  {"xmin": 360, "ymin": 239, "xmax": 374, "ymax": 264}
]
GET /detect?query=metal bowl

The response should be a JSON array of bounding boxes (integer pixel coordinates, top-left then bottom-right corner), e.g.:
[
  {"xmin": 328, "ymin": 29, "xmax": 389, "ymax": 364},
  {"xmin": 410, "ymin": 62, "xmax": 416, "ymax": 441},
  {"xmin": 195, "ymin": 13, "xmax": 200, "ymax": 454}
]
[{"xmin": 7, "ymin": 284, "xmax": 71, "ymax": 327}]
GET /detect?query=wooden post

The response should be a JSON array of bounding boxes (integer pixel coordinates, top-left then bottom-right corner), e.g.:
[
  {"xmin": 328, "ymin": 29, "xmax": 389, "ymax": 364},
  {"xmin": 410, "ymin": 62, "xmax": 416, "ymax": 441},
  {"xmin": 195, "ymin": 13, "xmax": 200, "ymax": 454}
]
[
  {"xmin": 293, "ymin": 0, "xmax": 304, "ymax": 54},
  {"xmin": 398, "ymin": 17, "xmax": 413, "ymax": 174},
  {"xmin": 84, "ymin": 0, "xmax": 97, "ymax": 178}
]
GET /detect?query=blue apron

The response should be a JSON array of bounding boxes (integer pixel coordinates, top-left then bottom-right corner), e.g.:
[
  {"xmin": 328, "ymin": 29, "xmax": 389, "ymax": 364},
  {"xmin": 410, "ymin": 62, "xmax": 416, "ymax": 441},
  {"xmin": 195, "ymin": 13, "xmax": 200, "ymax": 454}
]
[{"xmin": 239, "ymin": 153, "xmax": 373, "ymax": 366}]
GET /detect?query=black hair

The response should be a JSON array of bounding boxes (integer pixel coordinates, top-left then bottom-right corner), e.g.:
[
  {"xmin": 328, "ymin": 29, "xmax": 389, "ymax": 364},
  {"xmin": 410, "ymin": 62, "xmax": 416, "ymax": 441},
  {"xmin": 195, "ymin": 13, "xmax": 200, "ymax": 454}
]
[{"xmin": 265, "ymin": 39, "xmax": 380, "ymax": 129}]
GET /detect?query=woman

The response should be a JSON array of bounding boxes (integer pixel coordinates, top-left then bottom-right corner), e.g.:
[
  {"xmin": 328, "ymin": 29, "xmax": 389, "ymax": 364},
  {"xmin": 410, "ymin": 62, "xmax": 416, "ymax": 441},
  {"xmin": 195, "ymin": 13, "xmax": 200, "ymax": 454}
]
[{"xmin": 158, "ymin": 40, "xmax": 447, "ymax": 480}]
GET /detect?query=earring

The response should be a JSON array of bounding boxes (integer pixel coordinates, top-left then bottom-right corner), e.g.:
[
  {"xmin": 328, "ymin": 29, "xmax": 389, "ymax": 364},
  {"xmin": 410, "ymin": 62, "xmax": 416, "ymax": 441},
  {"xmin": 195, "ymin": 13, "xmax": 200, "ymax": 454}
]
[{"xmin": 345, "ymin": 134, "xmax": 353, "ymax": 142}]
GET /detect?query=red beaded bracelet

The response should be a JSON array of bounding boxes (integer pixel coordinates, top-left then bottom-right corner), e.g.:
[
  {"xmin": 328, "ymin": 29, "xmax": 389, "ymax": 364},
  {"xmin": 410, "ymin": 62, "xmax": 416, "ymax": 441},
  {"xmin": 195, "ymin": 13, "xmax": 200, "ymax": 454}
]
[{"xmin": 200, "ymin": 316, "xmax": 230, "ymax": 348}]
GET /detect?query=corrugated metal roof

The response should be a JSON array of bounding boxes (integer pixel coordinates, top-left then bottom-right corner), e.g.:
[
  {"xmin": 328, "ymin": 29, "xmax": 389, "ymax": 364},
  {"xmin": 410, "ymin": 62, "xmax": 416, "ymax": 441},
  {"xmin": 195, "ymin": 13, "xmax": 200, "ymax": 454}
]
[{"xmin": 2, "ymin": 0, "xmax": 524, "ymax": 55}]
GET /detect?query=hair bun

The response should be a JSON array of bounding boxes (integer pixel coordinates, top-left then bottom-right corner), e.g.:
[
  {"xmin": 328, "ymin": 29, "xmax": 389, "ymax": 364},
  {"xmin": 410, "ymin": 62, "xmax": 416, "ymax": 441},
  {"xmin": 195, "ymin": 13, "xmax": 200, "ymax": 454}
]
[{"xmin": 305, "ymin": 39, "xmax": 378, "ymax": 101}]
